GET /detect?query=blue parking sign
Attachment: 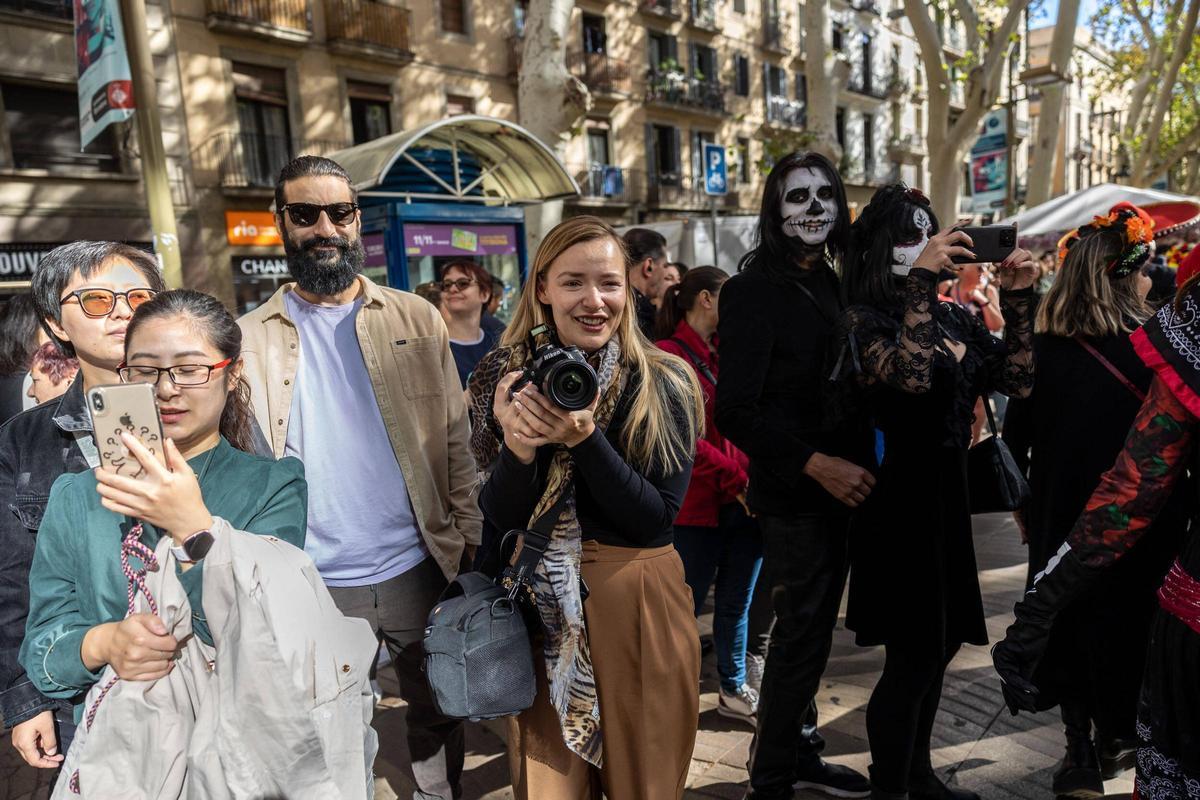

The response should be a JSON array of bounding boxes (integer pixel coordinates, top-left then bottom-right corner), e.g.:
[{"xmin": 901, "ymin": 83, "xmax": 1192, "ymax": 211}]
[{"xmin": 703, "ymin": 143, "xmax": 727, "ymax": 196}]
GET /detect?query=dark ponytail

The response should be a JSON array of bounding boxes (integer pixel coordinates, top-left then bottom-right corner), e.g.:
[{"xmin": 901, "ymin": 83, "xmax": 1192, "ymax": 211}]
[
  {"xmin": 654, "ymin": 266, "xmax": 728, "ymax": 339},
  {"xmin": 125, "ymin": 289, "xmax": 257, "ymax": 454}
]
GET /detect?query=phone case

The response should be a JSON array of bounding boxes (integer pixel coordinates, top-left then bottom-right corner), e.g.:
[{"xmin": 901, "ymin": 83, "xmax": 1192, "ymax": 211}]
[
  {"xmin": 87, "ymin": 383, "xmax": 166, "ymax": 478},
  {"xmin": 951, "ymin": 225, "xmax": 1017, "ymax": 264}
]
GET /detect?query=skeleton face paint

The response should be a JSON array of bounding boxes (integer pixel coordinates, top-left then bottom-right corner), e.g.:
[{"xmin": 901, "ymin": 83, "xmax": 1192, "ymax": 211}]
[
  {"xmin": 781, "ymin": 167, "xmax": 838, "ymax": 246},
  {"xmin": 891, "ymin": 208, "xmax": 933, "ymax": 276}
]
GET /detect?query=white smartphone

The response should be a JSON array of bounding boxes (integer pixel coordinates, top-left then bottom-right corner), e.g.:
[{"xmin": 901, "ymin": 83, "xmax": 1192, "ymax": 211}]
[{"xmin": 87, "ymin": 383, "xmax": 166, "ymax": 478}]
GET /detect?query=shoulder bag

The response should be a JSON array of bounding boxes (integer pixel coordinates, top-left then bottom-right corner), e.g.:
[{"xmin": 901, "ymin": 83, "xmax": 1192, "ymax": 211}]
[{"xmin": 968, "ymin": 395, "xmax": 1032, "ymax": 513}]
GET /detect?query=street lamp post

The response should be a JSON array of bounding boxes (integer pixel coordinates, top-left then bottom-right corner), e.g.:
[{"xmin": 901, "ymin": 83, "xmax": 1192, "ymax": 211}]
[{"xmin": 119, "ymin": 0, "xmax": 183, "ymax": 288}]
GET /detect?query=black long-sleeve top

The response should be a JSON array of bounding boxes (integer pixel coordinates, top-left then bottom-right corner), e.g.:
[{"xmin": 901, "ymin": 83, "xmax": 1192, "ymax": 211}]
[
  {"xmin": 478, "ymin": 385, "xmax": 693, "ymax": 549},
  {"xmin": 716, "ymin": 263, "xmax": 870, "ymax": 516}
]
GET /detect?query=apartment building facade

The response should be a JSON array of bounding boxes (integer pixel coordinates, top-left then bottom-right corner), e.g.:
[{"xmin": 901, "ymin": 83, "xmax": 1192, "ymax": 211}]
[{"xmin": 0, "ymin": 0, "xmax": 1011, "ymax": 303}]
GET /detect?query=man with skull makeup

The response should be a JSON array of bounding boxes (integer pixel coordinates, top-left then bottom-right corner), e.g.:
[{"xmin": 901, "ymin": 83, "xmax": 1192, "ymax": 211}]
[{"xmin": 717, "ymin": 152, "xmax": 875, "ymax": 800}]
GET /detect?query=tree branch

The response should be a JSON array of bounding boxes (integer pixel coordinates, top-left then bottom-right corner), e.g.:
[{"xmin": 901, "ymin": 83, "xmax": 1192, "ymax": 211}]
[
  {"xmin": 953, "ymin": 0, "xmax": 982, "ymax": 53},
  {"xmin": 949, "ymin": 0, "xmax": 1028, "ymax": 146},
  {"xmin": 1133, "ymin": 0, "xmax": 1200, "ymax": 179}
]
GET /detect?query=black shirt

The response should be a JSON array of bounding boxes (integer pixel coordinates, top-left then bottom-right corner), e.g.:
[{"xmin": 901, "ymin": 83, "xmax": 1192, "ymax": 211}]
[
  {"xmin": 716, "ymin": 263, "xmax": 869, "ymax": 516},
  {"xmin": 633, "ymin": 288, "xmax": 657, "ymax": 340},
  {"xmin": 478, "ymin": 380, "xmax": 692, "ymax": 549}
]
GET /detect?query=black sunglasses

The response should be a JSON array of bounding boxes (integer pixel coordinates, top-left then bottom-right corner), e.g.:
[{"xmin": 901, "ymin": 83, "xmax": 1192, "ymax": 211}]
[{"xmin": 281, "ymin": 202, "xmax": 359, "ymax": 227}]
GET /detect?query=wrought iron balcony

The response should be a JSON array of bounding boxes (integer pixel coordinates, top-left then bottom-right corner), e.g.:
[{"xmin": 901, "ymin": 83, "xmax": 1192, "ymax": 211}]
[
  {"xmin": 887, "ymin": 133, "xmax": 926, "ymax": 165},
  {"xmin": 325, "ymin": 0, "xmax": 413, "ymax": 62},
  {"xmin": 195, "ymin": 131, "xmax": 346, "ymax": 189},
  {"xmin": 567, "ymin": 51, "xmax": 633, "ymax": 95},
  {"xmin": 689, "ymin": 0, "xmax": 718, "ymax": 29},
  {"xmin": 644, "ymin": 171, "xmax": 708, "ymax": 208},
  {"xmin": 645, "ymin": 73, "xmax": 726, "ymax": 114},
  {"xmin": 846, "ymin": 76, "xmax": 888, "ymax": 100},
  {"xmin": 763, "ymin": 15, "xmax": 791, "ymax": 53},
  {"xmin": 573, "ymin": 164, "xmax": 637, "ymax": 204},
  {"xmin": 766, "ymin": 94, "xmax": 806, "ymax": 128},
  {"xmin": 206, "ymin": 0, "xmax": 312, "ymax": 42},
  {"xmin": 640, "ymin": 0, "xmax": 682, "ymax": 18}
]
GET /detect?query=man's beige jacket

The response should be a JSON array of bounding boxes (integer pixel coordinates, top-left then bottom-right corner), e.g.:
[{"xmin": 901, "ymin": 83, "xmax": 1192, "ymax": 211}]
[{"xmin": 238, "ymin": 276, "xmax": 482, "ymax": 580}]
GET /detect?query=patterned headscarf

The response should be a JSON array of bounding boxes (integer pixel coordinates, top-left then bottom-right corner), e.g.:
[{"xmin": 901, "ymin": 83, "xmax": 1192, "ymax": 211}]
[{"xmin": 1056, "ymin": 201, "xmax": 1155, "ymax": 278}]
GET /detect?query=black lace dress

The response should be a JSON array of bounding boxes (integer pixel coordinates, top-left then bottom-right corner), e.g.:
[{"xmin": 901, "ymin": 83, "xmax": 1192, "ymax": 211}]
[{"xmin": 843, "ymin": 269, "xmax": 1035, "ymax": 649}]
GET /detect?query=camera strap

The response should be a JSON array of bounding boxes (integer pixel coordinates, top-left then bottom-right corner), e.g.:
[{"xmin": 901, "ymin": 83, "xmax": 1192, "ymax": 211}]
[
  {"xmin": 670, "ymin": 337, "xmax": 717, "ymax": 386},
  {"xmin": 497, "ymin": 490, "xmax": 569, "ymax": 599}
]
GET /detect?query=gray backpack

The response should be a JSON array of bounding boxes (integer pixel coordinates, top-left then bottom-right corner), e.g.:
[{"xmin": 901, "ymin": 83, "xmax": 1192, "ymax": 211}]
[{"xmin": 423, "ymin": 529, "xmax": 551, "ymax": 721}]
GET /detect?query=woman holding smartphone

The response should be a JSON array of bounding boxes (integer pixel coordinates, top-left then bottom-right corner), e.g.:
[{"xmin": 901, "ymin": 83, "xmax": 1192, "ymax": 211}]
[
  {"xmin": 466, "ymin": 215, "xmax": 704, "ymax": 799},
  {"xmin": 839, "ymin": 185, "xmax": 1037, "ymax": 800},
  {"xmin": 20, "ymin": 289, "xmax": 306, "ymax": 720}
]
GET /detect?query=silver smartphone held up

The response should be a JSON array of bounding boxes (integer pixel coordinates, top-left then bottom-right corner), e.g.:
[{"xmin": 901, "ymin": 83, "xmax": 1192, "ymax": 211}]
[{"xmin": 87, "ymin": 383, "xmax": 165, "ymax": 478}]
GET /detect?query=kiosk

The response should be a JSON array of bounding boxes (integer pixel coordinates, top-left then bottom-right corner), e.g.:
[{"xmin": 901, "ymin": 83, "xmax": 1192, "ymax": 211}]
[{"xmin": 330, "ymin": 115, "xmax": 578, "ymax": 318}]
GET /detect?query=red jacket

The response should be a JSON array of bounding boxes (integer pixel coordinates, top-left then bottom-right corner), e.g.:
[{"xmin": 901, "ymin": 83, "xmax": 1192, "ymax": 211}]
[{"xmin": 657, "ymin": 319, "xmax": 749, "ymax": 527}]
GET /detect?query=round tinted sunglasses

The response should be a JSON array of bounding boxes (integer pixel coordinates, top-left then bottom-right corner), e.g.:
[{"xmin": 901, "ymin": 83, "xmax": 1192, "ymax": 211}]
[
  {"xmin": 281, "ymin": 202, "xmax": 359, "ymax": 227},
  {"xmin": 60, "ymin": 288, "xmax": 157, "ymax": 318},
  {"xmin": 441, "ymin": 278, "xmax": 477, "ymax": 293}
]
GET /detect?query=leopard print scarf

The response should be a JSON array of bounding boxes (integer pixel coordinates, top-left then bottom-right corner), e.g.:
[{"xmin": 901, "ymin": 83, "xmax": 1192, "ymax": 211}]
[{"xmin": 467, "ymin": 336, "xmax": 625, "ymax": 767}]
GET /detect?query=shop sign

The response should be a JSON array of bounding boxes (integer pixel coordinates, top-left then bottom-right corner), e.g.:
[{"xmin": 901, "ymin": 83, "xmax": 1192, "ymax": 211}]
[
  {"xmin": 231, "ymin": 256, "xmax": 289, "ymax": 277},
  {"xmin": 226, "ymin": 211, "xmax": 282, "ymax": 246},
  {"xmin": 0, "ymin": 245, "xmax": 50, "ymax": 278},
  {"xmin": 404, "ymin": 224, "xmax": 518, "ymax": 257},
  {"xmin": 970, "ymin": 109, "xmax": 1009, "ymax": 214},
  {"xmin": 364, "ymin": 232, "xmax": 387, "ymax": 268}
]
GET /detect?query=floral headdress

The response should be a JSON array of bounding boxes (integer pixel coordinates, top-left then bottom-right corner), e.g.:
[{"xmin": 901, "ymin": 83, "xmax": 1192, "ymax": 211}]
[{"xmin": 1056, "ymin": 201, "xmax": 1156, "ymax": 278}]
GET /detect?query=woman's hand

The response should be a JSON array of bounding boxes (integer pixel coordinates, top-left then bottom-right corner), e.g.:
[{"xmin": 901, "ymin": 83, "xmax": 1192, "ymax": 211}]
[
  {"xmin": 494, "ymin": 371, "xmax": 539, "ymax": 464},
  {"xmin": 996, "ymin": 247, "xmax": 1038, "ymax": 291},
  {"xmin": 913, "ymin": 222, "xmax": 976, "ymax": 274},
  {"xmin": 11, "ymin": 711, "xmax": 63, "ymax": 768},
  {"xmin": 81, "ymin": 615, "xmax": 178, "ymax": 681},
  {"xmin": 512, "ymin": 383, "xmax": 599, "ymax": 449},
  {"xmin": 95, "ymin": 434, "xmax": 213, "ymax": 544}
]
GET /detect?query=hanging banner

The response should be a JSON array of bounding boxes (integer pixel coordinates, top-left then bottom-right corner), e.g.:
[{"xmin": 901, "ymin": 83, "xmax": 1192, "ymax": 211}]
[
  {"xmin": 970, "ymin": 109, "xmax": 1008, "ymax": 214},
  {"xmin": 75, "ymin": 0, "xmax": 136, "ymax": 148}
]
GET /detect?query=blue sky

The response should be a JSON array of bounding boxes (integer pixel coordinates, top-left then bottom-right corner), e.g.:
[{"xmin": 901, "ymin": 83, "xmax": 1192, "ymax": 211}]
[{"xmin": 1030, "ymin": 0, "xmax": 1101, "ymax": 26}]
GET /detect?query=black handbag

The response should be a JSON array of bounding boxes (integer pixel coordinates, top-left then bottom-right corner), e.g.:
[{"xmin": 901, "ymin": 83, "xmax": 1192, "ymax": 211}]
[
  {"xmin": 423, "ymin": 522, "xmax": 553, "ymax": 721},
  {"xmin": 967, "ymin": 395, "xmax": 1031, "ymax": 513}
]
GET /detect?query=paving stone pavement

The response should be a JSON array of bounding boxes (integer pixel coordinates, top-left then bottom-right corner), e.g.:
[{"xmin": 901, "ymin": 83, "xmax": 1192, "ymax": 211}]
[{"xmin": 2, "ymin": 513, "xmax": 1137, "ymax": 799}]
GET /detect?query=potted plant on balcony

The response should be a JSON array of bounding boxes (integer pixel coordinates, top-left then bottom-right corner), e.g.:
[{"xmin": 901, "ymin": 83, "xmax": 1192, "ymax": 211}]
[{"xmin": 649, "ymin": 58, "xmax": 688, "ymax": 102}]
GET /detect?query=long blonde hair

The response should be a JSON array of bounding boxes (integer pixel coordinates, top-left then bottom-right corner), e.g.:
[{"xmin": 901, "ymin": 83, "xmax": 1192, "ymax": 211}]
[
  {"xmin": 503, "ymin": 215, "xmax": 704, "ymax": 472},
  {"xmin": 1036, "ymin": 228, "xmax": 1150, "ymax": 337}
]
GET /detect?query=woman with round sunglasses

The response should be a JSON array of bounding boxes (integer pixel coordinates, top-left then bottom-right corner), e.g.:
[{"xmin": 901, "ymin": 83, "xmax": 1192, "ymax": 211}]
[
  {"xmin": 20, "ymin": 289, "xmax": 307, "ymax": 729},
  {"xmin": 439, "ymin": 260, "xmax": 501, "ymax": 388}
]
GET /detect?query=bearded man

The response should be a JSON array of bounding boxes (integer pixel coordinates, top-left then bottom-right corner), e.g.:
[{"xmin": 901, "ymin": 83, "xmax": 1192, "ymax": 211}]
[
  {"xmin": 238, "ymin": 155, "xmax": 481, "ymax": 800},
  {"xmin": 716, "ymin": 152, "xmax": 875, "ymax": 800}
]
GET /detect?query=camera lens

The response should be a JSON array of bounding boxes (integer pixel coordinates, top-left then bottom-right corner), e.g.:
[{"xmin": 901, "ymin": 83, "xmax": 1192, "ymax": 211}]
[
  {"xmin": 546, "ymin": 362, "xmax": 598, "ymax": 411},
  {"xmin": 91, "ymin": 394, "xmax": 104, "ymax": 412}
]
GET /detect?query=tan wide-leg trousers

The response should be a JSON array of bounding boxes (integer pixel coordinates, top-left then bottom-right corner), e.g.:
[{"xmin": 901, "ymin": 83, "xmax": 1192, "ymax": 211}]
[{"xmin": 507, "ymin": 541, "xmax": 701, "ymax": 800}]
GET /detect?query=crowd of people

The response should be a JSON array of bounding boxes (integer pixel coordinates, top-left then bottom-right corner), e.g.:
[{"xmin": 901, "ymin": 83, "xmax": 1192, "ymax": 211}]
[{"xmin": 0, "ymin": 149, "xmax": 1198, "ymax": 800}]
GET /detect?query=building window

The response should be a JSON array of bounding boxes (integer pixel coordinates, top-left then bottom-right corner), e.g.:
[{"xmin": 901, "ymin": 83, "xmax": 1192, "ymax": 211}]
[
  {"xmin": 587, "ymin": 127, "xmax": 610, "ymax": 165},
  {"xmin": 582, "ymin": 14, "xmax": 606, "ymax": 53},
  {"xmin": 513, "ymin": 0, "xmax": 528, "ymax": 36},
  {"xmin": 232, "ymin": 62, "xmax": 292, "ymax": 187},
  {"xmin": 691, "ymin": 43, "xmax": 718, "ymax": 83},
  {"xmin": 446, "ymin": 93, "xmax": 475, "ymax": 116},
  {"xmin": 861, "ymin": 33, "xmax": 874, "ymax": 94},
  {"xmin": 737, "ymin": 137, "xmax": 751, "ymax": 183},
  {"xmin": 648, "ymin": 31, "xmax": 677, "ymax": 72},
  {"xmin": 734, "ymin": 0, "xmax": 745, "ymax": 11},
  {"xmin": 836, "ymin": 106, "xmax": 846, "ymax": 148},
  {"xmin": 692, "ymin": 129, "xmax": 715, "ymax": 184},
  {"xmin": 796, "ymin": 71, "xmax": 807, "ymax": 102},
  {"xmin": 347, "ymin": 80, "xmax": 392, "ymax": 145},
  {"xmin": 0, "ymin": 81, "xmax": 120, "ymax": 173},
  {"xmin": 765, "ymin": 64, "xmax": 787, "ymax": 97},
  {"xmin": 863, "ymin": 113, "xmax": 874, "ymax": 175},
  {"xmin": 832, "ymin": 21, "xmax": 844, "ymax": 52},
  {"xmin": 647, "ymin": 123, "xmax": 681, "ymax": 183},
  {"xmin": 735, "ymin": 54, "xmax": 751, "ymax": 96},
  {"xmin": 441, "ymin": 0, "xmax": 467, "ymax": 34}
]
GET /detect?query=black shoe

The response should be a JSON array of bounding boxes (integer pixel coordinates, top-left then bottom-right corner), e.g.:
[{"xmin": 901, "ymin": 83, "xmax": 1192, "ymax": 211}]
[
  {"xmin": 793, "ymin": 760, "xmax": 871, "ymax": 798},
  {"xmin": 1097, "ymin": 736, "xmax": 1138, "ymax": 780},
  {"xmin": 1051, "ymin": 736, "xmax": 1104, "ymax": 799},
  {"xmin": 908, "ymin": 770, "xmax": 980, "ymax": 800}
]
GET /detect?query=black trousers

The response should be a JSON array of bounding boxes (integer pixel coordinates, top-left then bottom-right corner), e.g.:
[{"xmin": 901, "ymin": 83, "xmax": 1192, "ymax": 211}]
[{"xmin": 748, "ymin": 512, "xmax": 851, "ymax": 793}]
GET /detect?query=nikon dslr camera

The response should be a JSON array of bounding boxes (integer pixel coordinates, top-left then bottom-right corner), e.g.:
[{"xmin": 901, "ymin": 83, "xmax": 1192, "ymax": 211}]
[{"xmin": 513, "ymin": 325, "xmax": 599, "ymax": 411}]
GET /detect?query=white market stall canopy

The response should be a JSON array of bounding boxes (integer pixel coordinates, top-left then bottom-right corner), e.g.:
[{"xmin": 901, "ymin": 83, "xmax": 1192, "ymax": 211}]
[
  {"xmin": 329, "ymin": 115, "xmax": 579, "ymax": 205},
  {"xmin": 1003, "ymin": 183, "xmax": 1200, "ymax": 238}
]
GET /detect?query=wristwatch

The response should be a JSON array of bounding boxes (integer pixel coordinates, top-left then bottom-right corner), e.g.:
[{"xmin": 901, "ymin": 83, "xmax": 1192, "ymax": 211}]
[{"xmin": 171, "ymin": 529, "xmax": 215, "ymax": 563}]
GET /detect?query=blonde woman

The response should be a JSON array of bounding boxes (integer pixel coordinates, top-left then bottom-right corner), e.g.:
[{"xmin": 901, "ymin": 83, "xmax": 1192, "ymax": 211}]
[
  {"xmin": 1001, "ymin": 203, "xmax": 1187, "ymax": 796},
  {"xmin": 466, "ymin": 215, "xmax": 704, "ymax": 799}
]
